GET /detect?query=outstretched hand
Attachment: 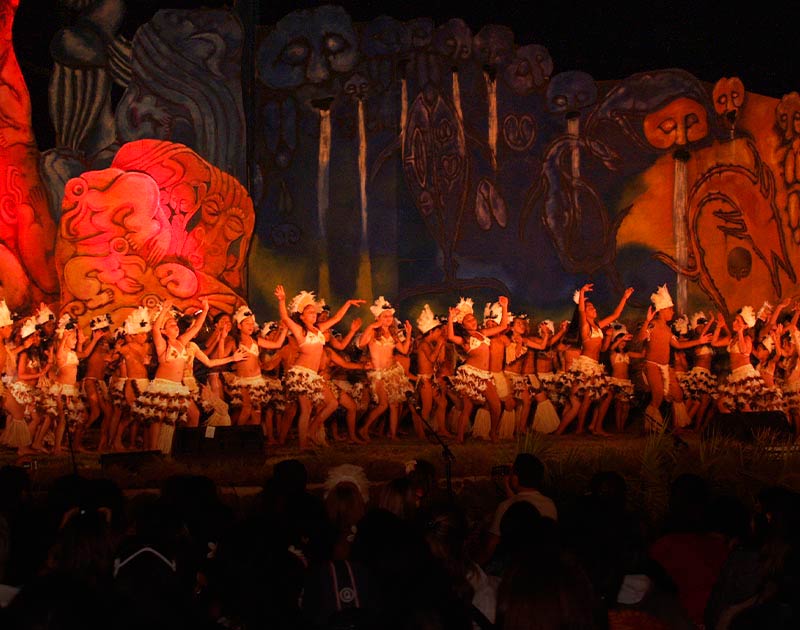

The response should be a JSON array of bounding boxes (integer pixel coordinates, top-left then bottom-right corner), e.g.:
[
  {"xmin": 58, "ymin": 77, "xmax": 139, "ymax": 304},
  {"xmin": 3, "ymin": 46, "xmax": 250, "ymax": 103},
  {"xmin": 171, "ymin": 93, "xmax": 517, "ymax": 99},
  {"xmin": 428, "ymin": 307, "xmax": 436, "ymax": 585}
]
[{"xmin": 274, "ymin": 285, "xmax": 286, "ymax": 301}]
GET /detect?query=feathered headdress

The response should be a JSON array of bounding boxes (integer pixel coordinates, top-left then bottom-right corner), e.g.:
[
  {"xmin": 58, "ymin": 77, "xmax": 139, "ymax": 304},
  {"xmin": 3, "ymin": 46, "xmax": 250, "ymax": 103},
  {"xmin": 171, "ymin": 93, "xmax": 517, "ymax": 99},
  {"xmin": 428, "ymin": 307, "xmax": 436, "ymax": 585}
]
[
  {"xmin": 323, "ymin": 464, "xmax": 370, "ymax": 502},
  {"xmin": 260, "ymin": 321, "xmax": 278, "ymax": 337},
  {"xmin": 0, "ymin": 300, "xmax": 13, "ymax": 328},
  {"xmin": 450, "ymin": 297, "xmax": 474, "ymax": 324},
  {"xmin": 483, "ymin": 301, "xmax": 503, "ymax": 325},
  {"xmin": 234, "ymin": 305, "xmax": 255, "ymax": 326},
  {"xmin": 124, "ymin": 306, "xmax": 152, "ymax": 335},
  {"xmin": 36, "ymin": 304, "xmax": 55, "ymax": 325},
  {"xmin": 690, "ymin": 311, "xmax": 708, "ymax": 329},
  {"xmin": 369, "ymin": 296, "xmax": 395, "ymax": 319},
  {"xmin": 56, "ymin": 313, "xmax": 77, "ymax": 337},
  {"xmin": 20, "ymin": 316, "xmax": 37, "ymax": 339},
  {"xmin": 738, "ymin": 305, "xmax": 756, "ymax": 328},
  {"xmin": 610, "ymin": 321, "xmax": 629, "ymax": 340},
  {"xmin": 650, "ymin": 284, "xmax": 674, "ymax": 312},
  {"xmin": 672, "ymin": 314, "xmax": 689, "ymax": 336},
  {"xmin": 417, "ymin": 304, "xmax": 441, "ymax": 334},
  {"xmin": 540, "ymin": 319, "xmax": 555, "ymax": 335},
  {"xmin": 90, "ymin": 313, "xmax": 112, "ymax": 331},
  {"xmin": 288, "ymin": 290, "xmax": 320, "ymax": 315},
  {"xmin": 757, "ymin": 301, "xmax": 773, "ymax": 319}
]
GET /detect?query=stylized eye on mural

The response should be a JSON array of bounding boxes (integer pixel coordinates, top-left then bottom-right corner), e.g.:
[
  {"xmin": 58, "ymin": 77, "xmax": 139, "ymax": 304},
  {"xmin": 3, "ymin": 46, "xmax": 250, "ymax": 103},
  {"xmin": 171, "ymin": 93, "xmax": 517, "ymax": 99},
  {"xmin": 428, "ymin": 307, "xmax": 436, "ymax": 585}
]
[{"xmin": 0, "ymin": 1, "xmax": 798, "ymax": 326}]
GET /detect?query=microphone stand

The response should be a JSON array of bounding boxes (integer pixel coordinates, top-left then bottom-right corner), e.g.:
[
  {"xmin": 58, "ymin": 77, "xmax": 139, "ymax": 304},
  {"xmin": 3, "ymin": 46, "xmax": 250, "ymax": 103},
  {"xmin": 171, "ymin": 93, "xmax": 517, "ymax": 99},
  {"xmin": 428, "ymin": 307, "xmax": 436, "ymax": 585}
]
[{"xmin": 418, "ymin": 415, "xmax": 456, "ymax": 499}]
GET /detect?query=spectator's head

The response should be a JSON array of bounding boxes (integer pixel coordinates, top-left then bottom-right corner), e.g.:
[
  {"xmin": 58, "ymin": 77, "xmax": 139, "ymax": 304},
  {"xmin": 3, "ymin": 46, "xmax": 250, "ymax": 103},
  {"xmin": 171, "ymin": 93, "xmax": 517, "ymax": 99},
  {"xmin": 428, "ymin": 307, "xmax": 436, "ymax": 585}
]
[
  {"xmin": 588, "ymin": 470, "xmax": 627, "ymax": 512},
  {"xmin": 325, "ymin": 479, "xmax": 367, "ymax": 542},
  {"xmin": 406, "ymin": 459, "xmax": 438, "ymax": 503},
  {"xmin": 272, "ymin": 458, "xmax": 308, "ymax": 496},
  {"xmin": 378, "ymin": 477, "xmax": 417, "ymax": 520},
  {"xmin": 666, "ymin": 472, "xmax": 710, "ymax": 533},
  {"xmin": 511, "ymin": 454, "xmax": 545, "ymax": 491}
]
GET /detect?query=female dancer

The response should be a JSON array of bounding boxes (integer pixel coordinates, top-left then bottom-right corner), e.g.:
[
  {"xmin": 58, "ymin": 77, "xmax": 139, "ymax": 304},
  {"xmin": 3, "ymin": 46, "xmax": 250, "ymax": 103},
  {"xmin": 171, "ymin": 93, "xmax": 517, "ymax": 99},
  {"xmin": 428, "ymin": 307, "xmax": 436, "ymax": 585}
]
[
  {"xmin": 415, "ymin": 305, "xmax": 450, "ymax": 437},
  {"xmin": 555, "ymin": 284, "xmax": 634, "ymax": 436},
  {"xmin": 357, "ymin": 297, "xmax": 414, "ymax": 442},
  {"xmin": 274, "ymin": 285, "xmax": 364, "ymax": 449},
  {"xmin": 132, "ymin": 299, "xmax": 246, "ymax": 453},
  {"xmin": 447, "ymin": 295, "xmax": 509, "ymax": 443},
  {"xmin": 681, "ymin": 311, "xmax": 725, "ymax": 431},
  {"xmin": 606, "ymin": 323, "xmax": 645, "ymax": 433}
]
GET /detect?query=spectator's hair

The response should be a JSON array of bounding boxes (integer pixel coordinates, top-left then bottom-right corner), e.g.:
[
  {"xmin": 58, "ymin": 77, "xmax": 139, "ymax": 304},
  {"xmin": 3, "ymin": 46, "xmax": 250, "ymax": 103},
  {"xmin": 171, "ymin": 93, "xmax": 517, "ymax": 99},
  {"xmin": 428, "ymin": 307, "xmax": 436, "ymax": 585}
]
[
  {"xmin": 512, "ymin": 453, "xmax": 545, "ymax": 489},
  {"xmin": 377, "ymin": 477, "xmax": 417, "ymax": 520}
]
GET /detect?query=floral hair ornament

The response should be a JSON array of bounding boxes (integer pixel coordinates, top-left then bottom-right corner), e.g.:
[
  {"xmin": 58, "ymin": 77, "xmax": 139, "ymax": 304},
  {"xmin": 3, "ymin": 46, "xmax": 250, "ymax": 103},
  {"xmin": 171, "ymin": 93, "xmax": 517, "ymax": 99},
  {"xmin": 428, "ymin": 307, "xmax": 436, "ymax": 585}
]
[
  {"xmin": 20, "ymin": 316, "xmax": 38, "ymax": 339},
  {"xmin": 36, "ymin": 304, "xmax": 56, "ymax": 325},
  {"xmin": 0, "ymin": 300, "xmax": 13, "ymax": 328},
  {"xmin": 288, "ymin": 290, "xmax": 320, "ymax": 315},
  {"xmin": 690, "ymin": 311, "xmax": 708, "ymax": 329},
  {"xmin": 323, "ymin": 464, "xmax": 370, "ymax": 502},
  {"xmin": 650, "ymin": 284, "xmax": 674, "ymax": 312},
  {"xmin": 611, "ymin": 321, "xmax": 629, "ymax": 340},
  {"xmin": 672, "ymin": 314, "xmax": 689, "ymax": 336},
  {"xmin": 417, "ymin": 304, "xmax": 442, "ymax": 334},
  {"xmin": 757, "ymin": 301, "xmax": 773, "ymax": 319},
  {"xmin": 540, "ymin": 319, "xmax": 555, "ymax": 335},
  {"xmin": 738, "ymin": 305, "xmax": 756, "ymax": 328},
  {"xmin": 369, "ymin": 296, "xmax": 395, "ymax": 319},
  {"xmin": 90, "ymin": 313, "xmax": 112, "ymax": 331},
  {"xmin": 234, "ymin": 305, "xmax": 255, "ymax": 326},
  {"xmin": 260, "ymin": 321, "xmax": 278, "ymax": 337},
  {"xmin": 451, "ymin": 297, "xmax": 474, "ymax": 324},
  {"xmin": 124, "ymin": 306, "xmax": 152, "ymax": 335}
]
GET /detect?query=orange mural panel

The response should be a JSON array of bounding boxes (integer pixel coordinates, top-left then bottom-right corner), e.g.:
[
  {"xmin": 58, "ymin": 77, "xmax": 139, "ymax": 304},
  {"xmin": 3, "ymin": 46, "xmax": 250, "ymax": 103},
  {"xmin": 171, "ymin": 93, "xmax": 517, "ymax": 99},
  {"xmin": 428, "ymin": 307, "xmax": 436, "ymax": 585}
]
[{"xmin": 55, "ymin": 140, "xmax": 254, "ymax": 328}]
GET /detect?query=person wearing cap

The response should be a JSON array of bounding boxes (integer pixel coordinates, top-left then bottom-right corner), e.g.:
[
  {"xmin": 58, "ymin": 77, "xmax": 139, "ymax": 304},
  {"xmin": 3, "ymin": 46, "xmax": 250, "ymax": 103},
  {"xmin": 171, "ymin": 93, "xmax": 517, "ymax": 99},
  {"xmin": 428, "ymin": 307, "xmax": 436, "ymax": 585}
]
[
  {"xmin": 555, "ymin": 284, "xmax": 634, "ymax": 436},
  {"xmin": 225, "ymin": 304, "xmax": 288, "ymax": 426},
  {"xmin": 414, "ymin": 304, "xmax": 450, "ymax": 438},
  {"xmin": 636, "ymin": 285, "xmax": 712, "ymax": 432},
  {"xmin": 447, "ymin": 295, "xmax": 509, "ymax": 443},
  {"xmin": 274, "ymin": 285, "xmax": 364, "ymax": 449},
  {"xmin": 717, "ymin": 305, "xmax": 783, "ymax": 415},
  {"xmin": 357, "ymin": 297, "xmax": 414, "ymax": 442}
]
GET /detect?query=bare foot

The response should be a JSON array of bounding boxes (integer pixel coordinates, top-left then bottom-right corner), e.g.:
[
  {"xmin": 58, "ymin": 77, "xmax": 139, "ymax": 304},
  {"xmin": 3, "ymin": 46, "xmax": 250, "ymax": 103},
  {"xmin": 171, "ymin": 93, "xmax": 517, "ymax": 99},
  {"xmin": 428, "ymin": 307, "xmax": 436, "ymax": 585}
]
[
  {"xmin": 357, "ymin": 428, "xmax": 371, "ymax": 443},
  {"xmin": 348, "ymin": 435, "xmax": 367, "ymax": 445}
]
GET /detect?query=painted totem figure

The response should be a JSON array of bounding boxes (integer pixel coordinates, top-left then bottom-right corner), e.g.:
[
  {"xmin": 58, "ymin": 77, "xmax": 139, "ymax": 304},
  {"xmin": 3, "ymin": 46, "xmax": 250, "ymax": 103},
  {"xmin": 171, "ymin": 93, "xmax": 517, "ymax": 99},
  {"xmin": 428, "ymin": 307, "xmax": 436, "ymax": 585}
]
[
  {"xmin": 56, "ymin": 140, "xmax": 253, "ymax": 327},
  {"xmin": 0, "ymin": 0, "xmax": 59, "ymax": 312}
]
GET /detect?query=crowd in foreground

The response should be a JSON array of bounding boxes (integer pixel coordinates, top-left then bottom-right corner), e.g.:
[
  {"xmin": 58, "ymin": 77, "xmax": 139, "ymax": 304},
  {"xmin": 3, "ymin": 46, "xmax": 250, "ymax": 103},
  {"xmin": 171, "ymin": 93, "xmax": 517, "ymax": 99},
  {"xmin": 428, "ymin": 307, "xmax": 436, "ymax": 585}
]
[
  {"xmin": 1, "ymin": 282, "xmax": 799, "ymax": 457},
  {"xmin": 0, "ymin": 455, "xmax": 799, "ymax": 629}
]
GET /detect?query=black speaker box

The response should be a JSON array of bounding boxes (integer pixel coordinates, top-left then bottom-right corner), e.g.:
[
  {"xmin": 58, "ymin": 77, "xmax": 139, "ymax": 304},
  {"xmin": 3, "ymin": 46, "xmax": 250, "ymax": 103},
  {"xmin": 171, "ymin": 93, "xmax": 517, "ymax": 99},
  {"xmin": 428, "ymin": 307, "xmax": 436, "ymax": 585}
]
[
  {"xmin": 100, "ymin": 450, "xmax": 164, "ymax": 471},
  {"xmin": 172, "ymin": 425, "xmax": 265, "ymax": 458},
  {"xmin": 702, "ymin": 410, "xmax": 792, "ymax": 442}
]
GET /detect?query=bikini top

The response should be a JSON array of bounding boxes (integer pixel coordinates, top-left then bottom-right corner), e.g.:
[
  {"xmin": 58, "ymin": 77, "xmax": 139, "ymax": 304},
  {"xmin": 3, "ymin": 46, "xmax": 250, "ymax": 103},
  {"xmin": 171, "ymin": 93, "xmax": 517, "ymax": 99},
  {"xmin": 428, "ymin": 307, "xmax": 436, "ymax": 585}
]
[
  {"xmin": 589, "ymin": 325, "xmax": 603, "ymax": 339},
  {"xmin": 695, "ymin": 344, "xmax": 713, "ymax": 356},
  {"xmin": 240, "ymin": 341, "xmax": 259, "ymax": 356},
  {"xmin": 301, "ymin": 329, "xmax": 326, "ymax": 346},
  {"xmin": 164, "ymin": 342, "xmax": 189, "ymax": 363},
  {"xmin": 727, "ymin": 338, "xmax": 743, "ymax": 355},
  {"xmin": 63, "ymin": 350, "xmax": 79, "ymax": 367},
  {"xmin": 468, "ymin": 333, "xmax": 491, "ymax": 351},
  {"xmin": 373, "ymin": 334, "xmax": 396, "ymax": 347},
  {"xmin": 612, "ymin": 351, "xmax": 630, "ymax": 364}
]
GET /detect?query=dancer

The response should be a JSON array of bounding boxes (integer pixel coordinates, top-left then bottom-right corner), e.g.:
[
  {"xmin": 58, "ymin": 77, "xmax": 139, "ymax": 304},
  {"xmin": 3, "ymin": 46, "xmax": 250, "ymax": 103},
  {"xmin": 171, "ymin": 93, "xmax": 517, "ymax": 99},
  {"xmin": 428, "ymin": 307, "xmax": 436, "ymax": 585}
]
[
  {"xmin": 47, "ymin": 316, "xmax": 89, "ymax": 455},
  {"xmin": 7, "ymin": 318, "xmax": 50, "ymax": 453},
  {"xmin": 447, "ymin": 295, "xmax": 509, "ymax": 443},
  {"xmin": 681, "ymin": 311, "xmax": 725, "ymax": 432},
  {"xmin": 415, "ymin": 304, "xmax": 450, "ymax": 437},
  {"xmin": 607, "ymin": 323, "xmax": 645, "ymax": 433},
  {"xmin": 555, "ymin": 284, "xmax": 633, "ymax": 436},
  {"xmin": 275, "ymin": 286, "xmax": 364, "ymax": 449},
  {"xmin": 80, "ymin": 314, "xmax": 114, "ymax": 450},
  {"xmin": 638, "ymin": 285, "xmax": 710, "ymax": 431},
  {"xmin": 357, "ymin": 297, "xmax": 414, "ymax": 442}
]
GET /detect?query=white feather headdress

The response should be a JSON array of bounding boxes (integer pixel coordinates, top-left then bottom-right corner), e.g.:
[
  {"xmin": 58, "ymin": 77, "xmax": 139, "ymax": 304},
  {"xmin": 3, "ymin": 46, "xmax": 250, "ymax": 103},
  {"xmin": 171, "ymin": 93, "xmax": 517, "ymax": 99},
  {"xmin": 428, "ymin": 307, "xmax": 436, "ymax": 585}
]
[
  {"xmin": 20, "ymin": 316, "xmax": 37, "ymax": 339},
  {"xmin": 540, "ymin": 319, "xmax": 555, "ymax": 335},
  {"xmin": 124, "ymin": 306, "xmax": 152, "ymax": 335},
  {"xmin": 323, "ymin": 464, "xmax": 370, "ymax": 502},
  {"xmin": 738, "ymin": 305, "xmax": 756, "ymax": 328},
  {"xmin": 234, "ymin": 304, "xmax": 255, "ymax": 326},
  {"xmin": 451, "ymin": 297, "xmax": 474, "ymax": 324},
  {"xmin": 416, "ymin": 304, "xmax": 441, "ymax": 334},
  {"xmin": 757, "ymin": 301, "xmax": 773, "ymax": 319},
  {"xmin": 56, "ymin": 313, "xmax": 76, "ymax": 337},
  {"xmin": 672, "ymin": 314, "xmax": 689, "ymax": 336},
  {"xmin": 650, "ymin": 284, "xmax": 674, "ymax": 312},
  {"xmin": 36, "ymin": 304, "xmax": 55, "ymax": 325},
  {"xmin": 690, "ymin": 311, "xmax": 708, "ymax": 329},
  {"xmin": 90, "ymin": 313, "xmax": 112, "ymax": 331},
  {"xmin": 369, "ymin": 296, "xmax": 395, "ymax": 319},
  {"xmin": 288, "ymin": 290, "xmax": 320, "ymax": 315},
  {"xmin": 0, "ymin": 300, "xmax": 13, "ymax": 327},
  {"xmin": 483, "ymin": 301, "xmax": 503, "ymax": 325}
]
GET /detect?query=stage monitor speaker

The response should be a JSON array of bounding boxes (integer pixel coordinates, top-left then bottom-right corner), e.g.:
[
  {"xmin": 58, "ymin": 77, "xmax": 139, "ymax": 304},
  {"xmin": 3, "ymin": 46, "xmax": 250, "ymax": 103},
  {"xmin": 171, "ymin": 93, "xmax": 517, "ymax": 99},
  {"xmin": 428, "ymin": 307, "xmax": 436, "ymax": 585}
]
[
  {"xmin": 172, "ymin": 425, "xmax": 265, "ymax": 458},
  {"xmin": 702, "ymin": 410, "xmax": 792, "ymax": 442},
  {"xmin": 100, "ymin": 450, "xmax": 164, "ymax": 472}
]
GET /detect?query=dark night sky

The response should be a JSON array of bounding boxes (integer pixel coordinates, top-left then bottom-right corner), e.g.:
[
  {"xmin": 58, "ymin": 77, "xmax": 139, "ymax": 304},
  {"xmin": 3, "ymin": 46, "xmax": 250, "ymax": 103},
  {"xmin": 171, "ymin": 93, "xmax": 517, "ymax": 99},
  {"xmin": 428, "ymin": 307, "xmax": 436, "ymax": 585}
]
[{"xmin": 12, "ymin": 0, "xmax": 798, "ymax": 148}]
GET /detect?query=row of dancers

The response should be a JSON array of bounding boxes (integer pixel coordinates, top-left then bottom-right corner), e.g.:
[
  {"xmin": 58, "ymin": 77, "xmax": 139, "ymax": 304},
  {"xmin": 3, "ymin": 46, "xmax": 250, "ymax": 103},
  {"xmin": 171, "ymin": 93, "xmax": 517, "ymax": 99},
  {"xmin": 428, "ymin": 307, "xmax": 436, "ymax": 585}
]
[{"xmin": 1, "ymin": 283, "xmax": 799, "ymax": 456}]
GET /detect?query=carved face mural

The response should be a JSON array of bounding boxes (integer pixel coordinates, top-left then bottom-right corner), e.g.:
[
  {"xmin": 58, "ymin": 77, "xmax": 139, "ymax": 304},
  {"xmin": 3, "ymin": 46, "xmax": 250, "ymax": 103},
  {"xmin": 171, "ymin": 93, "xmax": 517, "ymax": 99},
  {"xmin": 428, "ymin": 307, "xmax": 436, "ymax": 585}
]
[
  {"xmin": 643, "ymin": 97, "xmax": 709, "ymax": 149},
  {"xmin": 546, "ymin": 71, "xmax": 597, "ymax": 117},
  {"xmin": 404, "ymin": 17, "xmax": 434, "ymax": 50},
  {"xmin": 473, "ymin": 24, "xmax": 514, "ymax": 69},
  {"xmin": 432, "ymin": 18, "xmax": 472, "ymax": 62},
  {"xmin": 776, "ymin": 91, "xmax": 800, "ymax": 143},
  {"xmin": 359, "ymin": 15, "xmax": 408, "ymax": 92},
  {"xmin": 713, "ymin": 77, "xmax": 745, "ymax": 122},
  {"xmin": 503, "ymin": 44, "xmax": 553, "ymax": 95},
  {"xmin": 55, "ymin": 140, "xmax": 253, "ymax": 327},
  {"xmin": 344, "ymin": 73, "xmax": 370, "ymax": 102},
  {"xmin": 256, "ymin": 4, "xmax": 357, "ymax": 101}
]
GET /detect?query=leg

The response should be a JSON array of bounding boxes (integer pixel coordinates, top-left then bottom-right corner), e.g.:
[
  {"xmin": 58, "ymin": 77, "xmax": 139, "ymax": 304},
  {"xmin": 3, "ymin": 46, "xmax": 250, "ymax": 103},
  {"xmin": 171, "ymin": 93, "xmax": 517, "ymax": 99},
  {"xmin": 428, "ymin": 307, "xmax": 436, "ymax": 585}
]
[
  {"xmin": 339, "ymin": 393, "xmax": 364, "ymax": 444},
  {"xmin": 484, "ymin": 382, "xmax": 502, "ymax": 442},
  {"xmin": 296, "ymin": 396, "xmax": 313, "ymax": 450},
  {"xmin": 359, "ymin": 383, "xmax": 389, "ymax": 442}
]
